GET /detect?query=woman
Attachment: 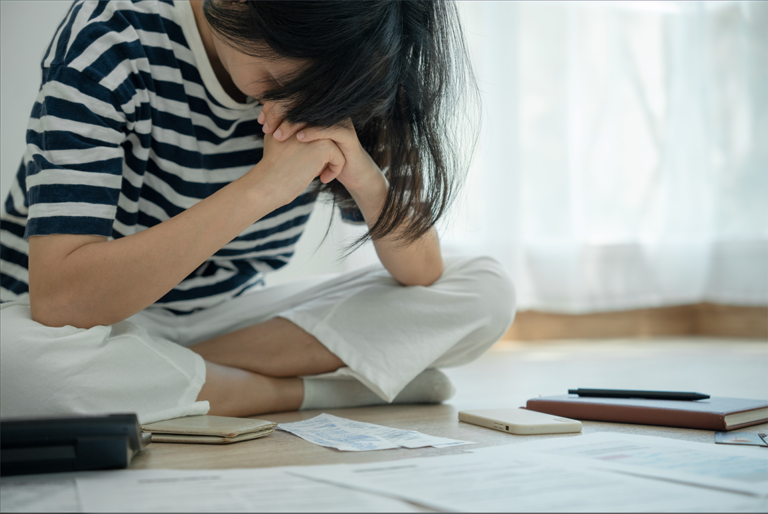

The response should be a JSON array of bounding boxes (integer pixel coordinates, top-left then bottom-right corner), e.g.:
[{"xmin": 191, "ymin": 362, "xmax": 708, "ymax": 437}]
[{"xmin": 0, "ymin": 0, "xmax": 514, "ymax": 423}]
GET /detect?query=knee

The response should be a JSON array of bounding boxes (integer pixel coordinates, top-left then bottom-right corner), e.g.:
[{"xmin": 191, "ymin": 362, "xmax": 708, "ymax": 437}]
[
  {"xmin": 1, "ymin": 302, "xmax": 113, "ymax": 411},
  {"xmin": 425, "ymin": 256, "xmax": 516, "ymax": 368},
  {"xmin": 0, "ymin": 300, "xmax": 112, "ymax": 419},
  {"xmin": 2, "ymin": 299, "xmax": 206, "ymax": 422},
  {"xmin": 444, "ymin": 255, "xmax": 517, "ymax": 348}
]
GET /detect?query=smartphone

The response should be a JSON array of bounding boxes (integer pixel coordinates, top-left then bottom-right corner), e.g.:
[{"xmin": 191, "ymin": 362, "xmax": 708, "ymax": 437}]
[{"xmin": 458, "ymin": 408, "xmax": 582, "ymax": 435}]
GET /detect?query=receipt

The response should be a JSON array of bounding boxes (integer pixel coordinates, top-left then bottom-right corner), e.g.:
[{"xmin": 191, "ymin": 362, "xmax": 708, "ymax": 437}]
[{"xmin": 278, "ymin": 413, "xmax": 475, "ymax": 452}]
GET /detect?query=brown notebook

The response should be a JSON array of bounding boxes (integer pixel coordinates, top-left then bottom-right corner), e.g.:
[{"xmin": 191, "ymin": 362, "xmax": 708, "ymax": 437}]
[{"xmin": 526, "ymin": 395, "xmax": 768, "ymax": 431}]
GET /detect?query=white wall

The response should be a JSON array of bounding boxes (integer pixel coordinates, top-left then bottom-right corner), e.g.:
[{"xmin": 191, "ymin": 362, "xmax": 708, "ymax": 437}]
[
  {"xmin": 0, "ymin": 1, "xmax": 72, "ymax": 201},
  {"xmin": 0, "ymin": 0, "xmax": 376, "ymax": 284}
]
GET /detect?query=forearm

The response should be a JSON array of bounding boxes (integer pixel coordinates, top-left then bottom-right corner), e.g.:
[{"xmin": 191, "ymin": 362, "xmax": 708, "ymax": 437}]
[
  {"xmin": 349, "ymin": 172, "xmax": 444, "ymax": 287},
  {"xmin": 29, "ymin": 168, "xmax": 278, "ymax": 328},
  {"xmin": 373, "ymin": 225, "xmax": 444, "ymax": 287},
  {"xmin": 273, "ymin": 119, "xmax": 443, "ymax": 286}
]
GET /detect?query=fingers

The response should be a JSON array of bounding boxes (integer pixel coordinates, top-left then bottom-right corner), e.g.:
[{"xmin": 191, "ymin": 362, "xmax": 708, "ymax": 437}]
[
  {"xmin": 319, "ymin": 165, "xmax": 337, "ymax": 184},
  {"xmin": 273, "ymin": 119, "xmax": 306, "ymax": 142},
  {"xmin": 259, "ymin": 100, "xmax": 354, "ymax": 147},
  {"xmin": 296, "ymin": 122, "xmax": 353, "ymax": 144},
  {"xmin": 258, "ymin": 101, "xmax": 283, "ymax": 134},
  {"xmin": 257, "ymin": 102, "xmax": 278, "ymax": 132},
  {"xmin": 258, "ymin": 101, "xmax": 305, "ymax": 142},
  {"xmin": 296, "ymin": 122, "xmax": 357, "ymax": 154},
  {"xmin": 258, "ymin": 103, "xmax": 346, "ymax": 185},
  {"xmin": 319, "ymin": 141, "xmax": 346, "ymax": 184}
]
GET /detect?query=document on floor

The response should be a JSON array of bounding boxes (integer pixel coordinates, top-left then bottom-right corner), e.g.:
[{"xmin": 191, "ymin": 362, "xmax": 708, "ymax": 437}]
[
  {"xmin": 76, "ymin": 468, "xmax": 422, "ymax": 513},
  {"xmin": 485, "ymin": 432, "xmax": 768, "ymax": 497},
  {"xmin": 277, "ymin": 413, "xmax": 474, "ymax": 451},
  {"xmin": 0, "ymin": 473, "xmax": 86, "ymax": 513},
  {"xmin": 290, "ymin": 450, "xmax": 767, "ymax": 513}
]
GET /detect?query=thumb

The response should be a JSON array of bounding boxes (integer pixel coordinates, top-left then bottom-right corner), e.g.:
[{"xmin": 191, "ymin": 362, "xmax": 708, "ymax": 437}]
[
  {"xmin": 319, "ymin": 142, "xmax": 345, "ymax": 183},
  {"xmin": 319, "ymin": 165, "xmax": 339, "ymax": 184}
]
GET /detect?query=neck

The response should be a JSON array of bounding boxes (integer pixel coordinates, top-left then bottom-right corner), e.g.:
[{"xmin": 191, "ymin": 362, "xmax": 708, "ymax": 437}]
[{"xmin": 189, "ymin": 0, "xmax": 247, "ymax": 103}]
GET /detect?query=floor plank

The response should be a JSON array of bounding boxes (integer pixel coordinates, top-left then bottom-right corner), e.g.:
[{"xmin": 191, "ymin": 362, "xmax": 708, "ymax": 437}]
[{"xmin": 505, "ymin": 304, "xmax": 768, "ymax": 339}]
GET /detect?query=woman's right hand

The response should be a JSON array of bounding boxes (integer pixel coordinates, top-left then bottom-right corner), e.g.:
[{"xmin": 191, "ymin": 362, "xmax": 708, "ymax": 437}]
[{"xmin": 252, "ymin": 132, "xmax": 346, "ymax": 206}]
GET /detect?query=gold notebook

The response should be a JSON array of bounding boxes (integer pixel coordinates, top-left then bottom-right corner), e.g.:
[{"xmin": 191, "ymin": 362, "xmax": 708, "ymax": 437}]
[{"xmin": 141, "ymin": 415, "xmax": 277, "ymax": 444}]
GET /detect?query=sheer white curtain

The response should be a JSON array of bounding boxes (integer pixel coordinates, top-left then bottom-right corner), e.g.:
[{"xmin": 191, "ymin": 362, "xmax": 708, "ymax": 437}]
[{"xmin": 438, "ymin": 0, "xmax": 768, "ymax": 313}]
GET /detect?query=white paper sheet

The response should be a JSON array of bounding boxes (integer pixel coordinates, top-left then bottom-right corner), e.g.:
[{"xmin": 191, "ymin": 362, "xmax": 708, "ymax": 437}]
[
  {"xmin": 0, "ymin": 473, "xmax": 84, "ymax": 513},
  {"xmin": 290, "ymin": 451, "xmax": 768, "ymax": 513},
  {"xmin": 277, "ymin": 413, "xmax": 474, "ymax": 451},
  {"xmin": 486, "ymin": 432, "xmax": 768, "ymax": 497},
  {"xmin": 75, "ymin": 468, "xmax": 422, "ymax": 513}
]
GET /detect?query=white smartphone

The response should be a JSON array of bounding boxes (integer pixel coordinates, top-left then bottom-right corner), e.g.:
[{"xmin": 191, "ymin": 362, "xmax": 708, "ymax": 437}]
[{"xmin": 458, "ymin": 408, "xmax": 582, "ymax": 435}]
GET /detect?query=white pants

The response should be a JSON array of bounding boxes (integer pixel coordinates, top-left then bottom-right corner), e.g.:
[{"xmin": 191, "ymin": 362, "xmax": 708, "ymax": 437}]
[{"xmin": 0, "ymin": 256, "xmax": 515, "ymax": 423}]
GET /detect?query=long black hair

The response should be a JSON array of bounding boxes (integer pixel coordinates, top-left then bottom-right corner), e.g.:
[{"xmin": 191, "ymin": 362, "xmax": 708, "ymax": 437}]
[{"xmin": 203, "ymin": 0, "xmax": 479, "ymax": 247}]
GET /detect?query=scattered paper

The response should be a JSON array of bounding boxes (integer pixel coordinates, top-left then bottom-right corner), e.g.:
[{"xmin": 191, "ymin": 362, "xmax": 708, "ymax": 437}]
[
  {"xmin": 715, "ymin": 431, "xmax": 768, "ymax": 447},
  {"xmin": 485, "ymin": 432, "xmax": 768, "ymax": 497},
  {"xmin": 5, "ymin": 433, "xmax": 767, "ymax": 513},
  {"xmin": 277, "ymin": 413, "xmax": 474, "ymax": 451},
  {"xmin": 0, "ymin": 472, "xmax": 96, "ymax": 513},
  {"xmin": 290, "ymin": 450, "xmax": 767, "ymax": 513},
  {"xmin": 75, "ymin": 468, "xmax": 422, "ymax": 513}
]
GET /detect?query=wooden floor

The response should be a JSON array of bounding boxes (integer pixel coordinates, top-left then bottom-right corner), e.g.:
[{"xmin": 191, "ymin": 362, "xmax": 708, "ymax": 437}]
[
  {"xmin": 132, "ymin": 336, "xmax": 768, "ymax": 470},
  {"xmin": 505, "ymin": 304, "xmax": 768, "ymax": 340}
]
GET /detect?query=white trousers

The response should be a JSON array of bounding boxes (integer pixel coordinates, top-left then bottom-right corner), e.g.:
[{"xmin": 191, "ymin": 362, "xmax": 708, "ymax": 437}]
[{"xmin": 0, "ymin": 256, "xmax": 515, "ymax": 424}]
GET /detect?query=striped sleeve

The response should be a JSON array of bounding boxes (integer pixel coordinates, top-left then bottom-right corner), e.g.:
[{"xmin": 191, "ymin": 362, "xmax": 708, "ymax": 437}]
[
  {"xmin": 340, "ymin": 206, "xmax": 366, "ymax": 225},
  {"xmin": 24, "ymin": 64, "xmax": 127, "ymax": 238}
]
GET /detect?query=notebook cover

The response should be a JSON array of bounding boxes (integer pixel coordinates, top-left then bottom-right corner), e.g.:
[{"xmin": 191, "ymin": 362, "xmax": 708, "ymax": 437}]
[
  {"xmin": 526, "ymin": 396, "xmax": 768, "ymax": 431},
  {"xmin": 141, "ymin": 415, "xmax": 277, "ymax": 438},
  {"xmin": 149, "ymin": 427, "xmax": 276, "ymax": 445}
]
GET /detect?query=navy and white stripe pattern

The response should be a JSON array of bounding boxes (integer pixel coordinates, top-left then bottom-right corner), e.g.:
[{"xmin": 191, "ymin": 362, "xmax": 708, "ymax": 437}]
[{"xmin": 0, "ymin": 0, "xmax": 359, "ymax": 314}]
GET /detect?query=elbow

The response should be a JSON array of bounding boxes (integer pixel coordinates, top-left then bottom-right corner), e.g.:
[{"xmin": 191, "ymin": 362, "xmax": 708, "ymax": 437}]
[
  {"xmin": 27, "ymin": 234, "xmax": 114, "ymax": 329},
  {"xmin": 398, "ymin": 261, "xmax": 444, "ymax": 287},
  {"xmin": 29, "ymin": 291, "xmax": 98, "ymax": 329},
  {"xmin": 30, "ymin": 294, "xmax": 70, "ymax": 328},
  {"xmin": 29, "ymin": 287, "xmax": 55, "ymax": 327},
  {"xmin": 30, "ymin": 305, "xmax": 63, "ymax": 328}
]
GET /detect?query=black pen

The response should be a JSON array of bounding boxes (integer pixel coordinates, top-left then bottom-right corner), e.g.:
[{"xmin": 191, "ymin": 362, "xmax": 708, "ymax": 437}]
[{"xmin": 568, "ymin": 388, "xmax": 710, "ymax": 401}]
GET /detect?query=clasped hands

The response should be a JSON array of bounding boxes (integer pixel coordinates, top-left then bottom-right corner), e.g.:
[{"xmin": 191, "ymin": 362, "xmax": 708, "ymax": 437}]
[
  {"xmin": 257, "ymin": 102, "xmax": 443, "ymax": 288},
  {"xmin": 257, "ymin": 101, "xmax": 384, "ymax": 197}
]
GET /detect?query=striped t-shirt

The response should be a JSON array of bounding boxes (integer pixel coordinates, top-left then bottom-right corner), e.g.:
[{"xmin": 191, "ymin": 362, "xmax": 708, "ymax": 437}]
[{"xmin": 0, "ymin": 0, "xmax": 361, "ymax": 314}]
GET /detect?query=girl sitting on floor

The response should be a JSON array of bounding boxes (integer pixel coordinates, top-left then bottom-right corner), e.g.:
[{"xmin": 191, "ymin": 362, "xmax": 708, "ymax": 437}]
[{"xmin": 0, "ymin": 0, "xmax": 514, "ymax": 423}]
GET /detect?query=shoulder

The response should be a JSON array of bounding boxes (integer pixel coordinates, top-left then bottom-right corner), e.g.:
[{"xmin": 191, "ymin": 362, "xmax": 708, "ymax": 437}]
[{"xmin": 42, "ymin": 1, "xmax": 188, "ymax": 96}]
